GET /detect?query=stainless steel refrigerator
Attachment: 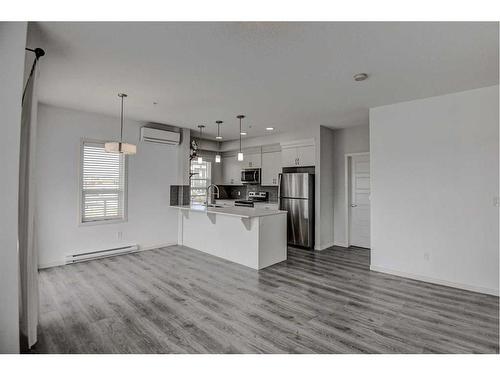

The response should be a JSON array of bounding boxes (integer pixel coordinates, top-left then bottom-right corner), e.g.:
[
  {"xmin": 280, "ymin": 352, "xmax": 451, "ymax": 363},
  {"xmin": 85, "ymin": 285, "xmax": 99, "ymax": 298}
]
[{"xmin": 278, "ymin": 173, "xmax": 315, "ymax": 249}]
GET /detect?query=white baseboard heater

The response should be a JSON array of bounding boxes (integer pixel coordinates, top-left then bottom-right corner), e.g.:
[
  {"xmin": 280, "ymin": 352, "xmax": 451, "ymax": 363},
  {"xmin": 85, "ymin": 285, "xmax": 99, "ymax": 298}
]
[{"xmin": 66, "ymin": 244, "xmax": 139, "ymax": 264}]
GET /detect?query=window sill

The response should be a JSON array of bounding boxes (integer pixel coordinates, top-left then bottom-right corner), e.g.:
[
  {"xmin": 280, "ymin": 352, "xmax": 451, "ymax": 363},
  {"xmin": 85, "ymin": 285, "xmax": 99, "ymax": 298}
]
[{"xmin": 79, "ymin": 218, "xmax": 127, "ymax": 227}]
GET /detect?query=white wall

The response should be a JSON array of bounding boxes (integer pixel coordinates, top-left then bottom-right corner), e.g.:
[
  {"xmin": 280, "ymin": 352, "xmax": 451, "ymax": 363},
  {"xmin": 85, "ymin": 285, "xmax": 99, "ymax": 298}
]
[
  {"xmin": 176, "ymin": 128, "xmax": 191, "ymax": 185},
  {"xmin": 36, "ymin": 104, "xmax": 180, "ymax": 267},
  {"xmin": 318, "ymin": 126, "xmax": 335, "ymax": 250},
  {"xmin": 0, "ymin": 21, "xmax": 27, "ymax": 354},
  {"xmin": 332, "ymin": 125, "xmax": 370, "ymax": 246},
  {"xmin": 370, "ymin": 86, "xmax": 499, "ymax": 295}
]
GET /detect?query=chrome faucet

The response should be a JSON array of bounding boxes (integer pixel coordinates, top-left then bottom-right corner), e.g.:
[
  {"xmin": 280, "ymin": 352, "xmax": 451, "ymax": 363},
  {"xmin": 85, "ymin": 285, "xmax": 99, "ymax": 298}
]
[{"xmin": 206, "ymin": 184, "xmax": 220, "ymax": 205}]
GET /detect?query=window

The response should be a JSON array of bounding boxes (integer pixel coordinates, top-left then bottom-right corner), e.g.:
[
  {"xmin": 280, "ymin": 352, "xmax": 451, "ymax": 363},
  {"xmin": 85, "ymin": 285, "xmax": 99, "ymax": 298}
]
[
  {"xmin": 190, "ymin": 160, "xmax": 211, "ymax": 204},
  {"xmin": 80, "ymin": 141, "xmax": 127, "ymax": 223}
]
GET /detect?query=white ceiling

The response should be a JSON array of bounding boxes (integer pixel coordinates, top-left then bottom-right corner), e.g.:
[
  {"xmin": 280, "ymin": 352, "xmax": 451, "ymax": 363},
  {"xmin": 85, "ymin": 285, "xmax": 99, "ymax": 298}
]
[{"xmin": 28, "ymin": 22, "xmax": 498, "ymax": 140}]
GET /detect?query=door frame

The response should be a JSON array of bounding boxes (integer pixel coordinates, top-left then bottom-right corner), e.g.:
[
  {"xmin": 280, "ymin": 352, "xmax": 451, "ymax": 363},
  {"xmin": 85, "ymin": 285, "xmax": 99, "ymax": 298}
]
[{"xmin": 344, "ymin": 152, "xmax": 370, "ymax": 248}]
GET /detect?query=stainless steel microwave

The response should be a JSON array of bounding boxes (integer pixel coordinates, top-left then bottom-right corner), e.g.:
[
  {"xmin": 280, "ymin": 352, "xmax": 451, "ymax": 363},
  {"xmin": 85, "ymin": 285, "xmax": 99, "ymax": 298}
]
[{"xmin": 241, "ymin": 168, "xmax": 261, "ymax": 184}]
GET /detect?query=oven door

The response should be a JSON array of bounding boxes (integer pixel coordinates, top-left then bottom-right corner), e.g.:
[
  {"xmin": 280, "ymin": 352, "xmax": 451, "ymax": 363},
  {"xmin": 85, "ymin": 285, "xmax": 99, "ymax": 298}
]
[{"xmin": 241, "ymin": 169, "xmax": 260, "ymax": 184}]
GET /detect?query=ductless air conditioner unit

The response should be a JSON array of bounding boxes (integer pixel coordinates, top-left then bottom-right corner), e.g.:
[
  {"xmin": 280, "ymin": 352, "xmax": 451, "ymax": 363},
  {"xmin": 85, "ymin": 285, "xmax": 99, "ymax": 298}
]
[{"xmin": 140, "ymin": 126, "xmax": 180, "ymax": 145}]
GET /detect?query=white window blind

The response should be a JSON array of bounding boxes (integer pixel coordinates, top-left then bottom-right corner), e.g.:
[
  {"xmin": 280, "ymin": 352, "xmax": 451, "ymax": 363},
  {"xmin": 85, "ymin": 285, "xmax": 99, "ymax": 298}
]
[{"xmin": 81, "ymin": 141, "xmax": 126, "ymax": 223}]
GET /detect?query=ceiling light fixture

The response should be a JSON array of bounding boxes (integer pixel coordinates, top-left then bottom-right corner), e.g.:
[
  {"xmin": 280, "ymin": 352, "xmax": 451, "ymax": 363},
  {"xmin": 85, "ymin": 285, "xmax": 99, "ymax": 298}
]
[
  {"xmin": 266, "ymin": 127, "xmax": 274, "ymax": 131},
  {"xmin": 353, "ymin": 73, "xmax": 369, "ymax": 82},
  {"xmin": 197, "ymin": 125, "xmax": 205, "ymax": 164},
  {"xmin": 237, "ymin": 115, "xmax": 245, "ymax": 161},
  {"xmin": 215, "ymin": 120, "xmax": 223, "ymax": 140},
  {"xmin": 240, "ymin": 132, "xmax": 247, "ymax": 136},
  {"xmin": 105, "ymin": 93, "xmax": 137, "ymax": 155}
]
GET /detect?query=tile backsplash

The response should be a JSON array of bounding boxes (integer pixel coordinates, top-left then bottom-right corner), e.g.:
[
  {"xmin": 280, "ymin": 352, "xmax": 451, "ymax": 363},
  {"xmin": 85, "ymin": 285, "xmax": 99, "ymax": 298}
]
[
  {"xmin": 171, "ymin": 184, "xmax": 279, "ymax": 204},
  {"xmin": 170, "ymin": 185, "xmax": 190, "ymax": 206},
  {"xmin": 218, "ymin": 185, "xmax": 278, "ymax": 202}
]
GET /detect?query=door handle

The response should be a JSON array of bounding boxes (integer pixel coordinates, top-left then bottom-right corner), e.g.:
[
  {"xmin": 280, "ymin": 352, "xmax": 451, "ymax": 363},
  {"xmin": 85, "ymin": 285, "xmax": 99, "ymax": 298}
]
[{"xmin": 351, "ymin": 204, "xmax": 357, "ymax": 207}]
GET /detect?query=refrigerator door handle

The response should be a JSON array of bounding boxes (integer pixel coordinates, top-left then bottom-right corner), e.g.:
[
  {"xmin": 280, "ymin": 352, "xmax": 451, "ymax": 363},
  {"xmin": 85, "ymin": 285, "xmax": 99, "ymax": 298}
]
[{"xmin": 278, "ymin": 173, "xmax": 282, "ymax": 198}]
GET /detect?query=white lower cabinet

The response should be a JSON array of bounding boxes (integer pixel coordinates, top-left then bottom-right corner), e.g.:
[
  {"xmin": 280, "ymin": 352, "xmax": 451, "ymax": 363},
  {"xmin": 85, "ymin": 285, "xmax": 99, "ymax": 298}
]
[{"xmin": 261, "ymin": 151, "xmax": 282, "ymax": 186}]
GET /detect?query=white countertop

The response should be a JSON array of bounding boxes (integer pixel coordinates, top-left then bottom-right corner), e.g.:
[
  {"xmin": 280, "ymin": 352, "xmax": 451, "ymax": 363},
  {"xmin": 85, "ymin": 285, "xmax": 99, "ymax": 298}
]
[
  {"xmin": 214, "ymin": 199, "xmax": 279, "ymax": 205},
  {"xmin": 170, "ymin": 204, "xmax": 286, "ymax": 218}
]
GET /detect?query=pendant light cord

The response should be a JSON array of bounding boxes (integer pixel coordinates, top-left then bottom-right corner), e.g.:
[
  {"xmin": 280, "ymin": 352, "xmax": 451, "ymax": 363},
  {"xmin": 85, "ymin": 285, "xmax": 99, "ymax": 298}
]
[
  {"xmin": 120, "ymin": 95, "xmax": 124, "ymax": 142},
  {"xmin": 239, "ymin": 117, "xmax": 242, "ymax": 152}
]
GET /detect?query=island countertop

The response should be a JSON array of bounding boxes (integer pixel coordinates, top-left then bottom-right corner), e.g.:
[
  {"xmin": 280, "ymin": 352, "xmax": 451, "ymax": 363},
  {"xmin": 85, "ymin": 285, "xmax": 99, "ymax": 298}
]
[{"xmin": 170, "ymin": 204, "xmax": 287, "ymax": 219}]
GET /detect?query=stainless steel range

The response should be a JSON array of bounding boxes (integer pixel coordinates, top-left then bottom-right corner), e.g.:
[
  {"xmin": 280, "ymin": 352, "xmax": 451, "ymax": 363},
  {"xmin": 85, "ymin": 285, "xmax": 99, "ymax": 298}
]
[{"xmin": 235, "ymin": 191, "xmax": 269, "ymax": 207}]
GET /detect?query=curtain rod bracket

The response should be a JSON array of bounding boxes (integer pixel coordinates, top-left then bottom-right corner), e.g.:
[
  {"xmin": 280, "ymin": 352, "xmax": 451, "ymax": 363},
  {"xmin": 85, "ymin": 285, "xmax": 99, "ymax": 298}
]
[{"xmin": 25, "ymin": 47, "xmax": 45, "ymax": 59}]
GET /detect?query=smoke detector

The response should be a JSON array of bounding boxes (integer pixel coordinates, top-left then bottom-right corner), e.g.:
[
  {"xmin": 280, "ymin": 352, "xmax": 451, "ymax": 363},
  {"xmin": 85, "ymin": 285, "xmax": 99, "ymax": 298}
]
[{"xmin": 353, "ymin": 73, "xmax": 369, "ymax": 82}]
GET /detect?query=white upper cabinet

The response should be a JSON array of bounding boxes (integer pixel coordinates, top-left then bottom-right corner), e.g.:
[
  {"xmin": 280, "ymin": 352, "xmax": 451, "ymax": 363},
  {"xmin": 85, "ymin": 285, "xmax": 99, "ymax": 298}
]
[
  {"xmin": 296, "ymin": 145, "xmax": 315, "ymax": 166},
  {"xmin": 280, "ymin": 139, "xmax": 316, "ymax": 167},
  {"xmin": 261, "ymin": 151, "xmax": 282, "ymax": 186},
  {"xmin": 281, "ymin": 147, "xmax": 298, "ymax": 168},
  {"xmin": 222, "ymin": 156, "xmax": 242, "ymax": 185},
  {"xmin": 241, "ymin": 153, "xmax": 262, "ymax": 169}
]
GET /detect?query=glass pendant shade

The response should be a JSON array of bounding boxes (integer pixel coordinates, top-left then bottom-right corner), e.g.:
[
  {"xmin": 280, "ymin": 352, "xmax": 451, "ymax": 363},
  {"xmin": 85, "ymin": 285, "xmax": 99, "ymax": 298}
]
[
  {"xmin": 215, "ymin": 154, "xmax": 221, "ymax": 163},
  {"xmin": 104, "ymin": 142, "xmax": 137, "ymax": 155},
  {"xmin": 237, "ymin": 152, "xmax": 244, "ymax": 161}
]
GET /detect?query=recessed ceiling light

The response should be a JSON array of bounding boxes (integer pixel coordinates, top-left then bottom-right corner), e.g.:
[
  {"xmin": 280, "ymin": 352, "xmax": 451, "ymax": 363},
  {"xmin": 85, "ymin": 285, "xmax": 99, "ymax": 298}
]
[
  {"xmin": 215, "ymin": 136, "xmax": 223, "ymax": 140},
  {"xmin": 353, "ymin": 73, "xmax": 368, "ymax": 82},
  {"xmin": 266, "ymin": 127, "xmax": 274, "ymax": 131},
  {"xmin": 240, "ymin": 132, "xmax": 247, "ymax": 136}
]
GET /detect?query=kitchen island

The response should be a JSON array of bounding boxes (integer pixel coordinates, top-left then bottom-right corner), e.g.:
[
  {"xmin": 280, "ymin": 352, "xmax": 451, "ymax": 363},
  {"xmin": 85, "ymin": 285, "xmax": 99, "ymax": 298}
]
[{"xmin": 170, "ymin": 204, "xmax": 287, "ymax": 269}]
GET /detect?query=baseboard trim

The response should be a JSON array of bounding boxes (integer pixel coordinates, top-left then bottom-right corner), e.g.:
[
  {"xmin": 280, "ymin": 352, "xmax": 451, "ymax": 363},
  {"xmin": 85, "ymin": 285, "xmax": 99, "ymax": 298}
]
[
  {"xmin": 314, "ymin": 241, "xmax": 335, "ymax": 251},
  {"xmin": 333, "ymin": 241, "xmax": 349, "ymax": 248},
  {"xmin": 370, "ymin": 264, "xmax": 499, "ymax": 297},
  {"xmin": 139, "ymin": 242, "xmax": 177, "ymax": 252},
  {"xmin": 38, "ymin": 242, "xmax": 177, "ymax": 270},
  {"xmin": 38, "ymin": 260, "xmax": 66, "ymax": 269}
]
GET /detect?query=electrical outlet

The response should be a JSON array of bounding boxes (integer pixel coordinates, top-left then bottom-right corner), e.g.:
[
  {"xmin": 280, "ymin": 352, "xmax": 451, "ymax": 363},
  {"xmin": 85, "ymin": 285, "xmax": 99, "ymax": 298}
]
[
  {"xmin": 118, "ymin": 231, "xmax": 123, "ymax": 240},
  {"xmin": 424, "ymin": 252, "xmax": 430, "ymax": 261}
]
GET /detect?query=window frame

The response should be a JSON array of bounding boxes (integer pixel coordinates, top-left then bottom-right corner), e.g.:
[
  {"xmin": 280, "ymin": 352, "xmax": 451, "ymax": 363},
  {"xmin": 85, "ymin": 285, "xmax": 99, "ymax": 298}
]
[
  {"xmin": 190, "ymin": 159, "xmax": 212, "ymax": 205},
  {"xmin": 78, "ymin": 138, "xmax": 129, "ymax": 226}
]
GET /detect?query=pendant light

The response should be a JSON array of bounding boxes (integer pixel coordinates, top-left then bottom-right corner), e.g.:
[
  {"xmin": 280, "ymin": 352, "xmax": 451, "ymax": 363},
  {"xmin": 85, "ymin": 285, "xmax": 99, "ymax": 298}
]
[
  {"xmin": 197, "ymin": 125, "xmax": 205, "ymax": 164},
  {"xmin": 215, "ymin": 120, "xmax": 223, "ymax": 140},
  {"xmin": 105, "ymin": 93, "xmax": 137, "ymax": 155},
  {"xmin": 237, "ymin": 115, "xmax": 245, "ymax": 161},
  {"xmin": 215, "ymin": 120, "xmax": 223, "ymax": 163}
]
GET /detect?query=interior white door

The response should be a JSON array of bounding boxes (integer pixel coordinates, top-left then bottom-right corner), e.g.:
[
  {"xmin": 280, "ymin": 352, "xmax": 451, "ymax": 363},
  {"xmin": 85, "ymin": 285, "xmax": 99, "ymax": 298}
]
[{"xmin": 349, "ymin": 154, "xmax": 370, "ymax": 248}]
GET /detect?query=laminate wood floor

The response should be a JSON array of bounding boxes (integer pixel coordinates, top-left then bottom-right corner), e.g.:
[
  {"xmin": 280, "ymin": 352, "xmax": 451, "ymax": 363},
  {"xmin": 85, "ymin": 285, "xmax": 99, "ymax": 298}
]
[{"xmin": 30, "ymin": 245, "xmax": 499, "ymax": 354}]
